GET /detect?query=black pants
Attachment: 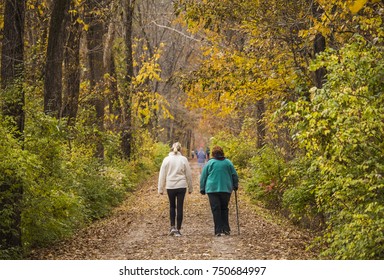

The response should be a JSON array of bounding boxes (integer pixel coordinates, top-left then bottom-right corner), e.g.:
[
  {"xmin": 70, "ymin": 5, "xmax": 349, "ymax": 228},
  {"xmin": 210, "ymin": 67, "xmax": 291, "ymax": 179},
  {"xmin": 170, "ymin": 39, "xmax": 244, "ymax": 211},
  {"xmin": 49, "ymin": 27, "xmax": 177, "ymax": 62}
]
[
  {"xmin": 208, "ymin": 192, "xmax": 231, "ymax": 234},
  {"xmin": 167, "ymin": 188, "xmax": 186, "ymax": 230}
]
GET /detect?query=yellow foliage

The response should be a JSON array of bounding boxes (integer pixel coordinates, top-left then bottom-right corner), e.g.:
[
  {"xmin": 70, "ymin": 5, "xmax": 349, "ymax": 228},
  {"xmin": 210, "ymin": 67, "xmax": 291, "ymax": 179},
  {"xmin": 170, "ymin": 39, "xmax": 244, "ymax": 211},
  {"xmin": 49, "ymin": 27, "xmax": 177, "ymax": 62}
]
[{"xmin": 349, "ymin": 0, "xmax": 369, "ymax": 13}]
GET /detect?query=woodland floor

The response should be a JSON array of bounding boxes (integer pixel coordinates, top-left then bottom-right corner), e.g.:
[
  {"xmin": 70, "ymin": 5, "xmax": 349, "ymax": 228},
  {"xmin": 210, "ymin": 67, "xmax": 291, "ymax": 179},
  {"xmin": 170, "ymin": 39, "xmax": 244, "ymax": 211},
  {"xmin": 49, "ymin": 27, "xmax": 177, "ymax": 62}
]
[{"xmin": 29, "ymin": 161, "xmax": 317, "ymax": 260}]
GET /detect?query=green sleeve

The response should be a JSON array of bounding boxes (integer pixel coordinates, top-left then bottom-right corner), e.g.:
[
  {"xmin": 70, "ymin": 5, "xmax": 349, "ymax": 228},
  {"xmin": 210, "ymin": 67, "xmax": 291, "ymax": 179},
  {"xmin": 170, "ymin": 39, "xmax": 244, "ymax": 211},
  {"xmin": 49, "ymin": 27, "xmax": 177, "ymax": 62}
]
[
  {"xmin": 200, "ymin": 164, "xmax": 208, "ymax": 192},
  {"xmin": 231, "ymin": 164, "xmax": 239, "ymax": 188}
]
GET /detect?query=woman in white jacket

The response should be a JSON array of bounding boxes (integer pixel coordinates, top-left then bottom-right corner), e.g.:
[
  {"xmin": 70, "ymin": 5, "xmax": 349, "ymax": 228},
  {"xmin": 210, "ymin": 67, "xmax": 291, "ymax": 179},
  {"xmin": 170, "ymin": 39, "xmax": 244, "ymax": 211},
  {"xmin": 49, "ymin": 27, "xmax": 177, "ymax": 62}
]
[{"xmin": 158, "ymin": 142, "xmax": 193, "ymax": 236}]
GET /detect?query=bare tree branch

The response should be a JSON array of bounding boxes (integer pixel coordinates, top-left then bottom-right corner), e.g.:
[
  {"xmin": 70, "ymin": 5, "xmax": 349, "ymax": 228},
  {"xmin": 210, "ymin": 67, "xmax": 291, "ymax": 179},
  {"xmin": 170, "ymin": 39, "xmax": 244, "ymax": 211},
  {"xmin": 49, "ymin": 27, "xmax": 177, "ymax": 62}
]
[{"xmin": 150, "ymin": 20, "xmax": 201, "ymax": 42}]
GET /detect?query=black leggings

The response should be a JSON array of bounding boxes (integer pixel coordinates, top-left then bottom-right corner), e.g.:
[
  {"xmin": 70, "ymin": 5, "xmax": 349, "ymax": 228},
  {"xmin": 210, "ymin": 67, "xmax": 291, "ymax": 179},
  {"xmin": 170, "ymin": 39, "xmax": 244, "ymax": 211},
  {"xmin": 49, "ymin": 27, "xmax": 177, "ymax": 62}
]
[{"xmin": 167, "ymin": 188, "xmax": 187, "ymax": 230}]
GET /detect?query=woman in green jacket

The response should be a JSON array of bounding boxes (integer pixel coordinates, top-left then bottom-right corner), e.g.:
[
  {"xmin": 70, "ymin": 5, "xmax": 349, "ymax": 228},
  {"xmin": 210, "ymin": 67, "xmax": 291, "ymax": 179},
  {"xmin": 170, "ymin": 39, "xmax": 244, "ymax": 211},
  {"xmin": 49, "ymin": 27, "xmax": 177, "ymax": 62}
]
[{"xmin": 200, "ymin": 146, "xmax": 239, "ymax": 236}]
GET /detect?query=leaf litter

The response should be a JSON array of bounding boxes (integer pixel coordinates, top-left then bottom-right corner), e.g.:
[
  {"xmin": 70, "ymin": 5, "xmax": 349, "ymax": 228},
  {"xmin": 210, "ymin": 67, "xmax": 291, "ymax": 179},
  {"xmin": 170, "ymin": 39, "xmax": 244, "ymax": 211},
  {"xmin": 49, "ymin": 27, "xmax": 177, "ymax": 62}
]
[{"xmin": 29, "ymin": 161, "xmax": 317, "ymax": 260}]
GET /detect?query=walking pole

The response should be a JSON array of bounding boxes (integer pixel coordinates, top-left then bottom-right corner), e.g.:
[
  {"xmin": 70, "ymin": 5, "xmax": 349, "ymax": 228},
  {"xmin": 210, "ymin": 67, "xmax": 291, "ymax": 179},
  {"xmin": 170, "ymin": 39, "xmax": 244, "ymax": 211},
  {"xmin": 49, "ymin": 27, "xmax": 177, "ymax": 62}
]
[{"xmin": 234, "ymin": 189, "xmax": 240, "ymax": 235}]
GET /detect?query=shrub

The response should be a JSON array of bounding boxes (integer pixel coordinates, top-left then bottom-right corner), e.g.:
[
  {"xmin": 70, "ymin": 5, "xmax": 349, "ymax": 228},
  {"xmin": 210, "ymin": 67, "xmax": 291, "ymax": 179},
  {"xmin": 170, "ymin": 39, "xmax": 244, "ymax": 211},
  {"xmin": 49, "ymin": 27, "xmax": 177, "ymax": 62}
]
[
  {"xmin": 210, "ymin": 130, "xmax": 258, "ymax": 171},
  {"xmin": 0, "ymin": 122, "xmax": 26, "ymax": 259},
  {"xmin": 245, "ymin": 145, "xmax": 286, "ymax": 209},
  {"xmin": 292, "ymin": 37, "xmax": 384, "ymax": 259},
  {"xmin": 281, "ymin": 157, "xmax": 322, "ymax": 229}
]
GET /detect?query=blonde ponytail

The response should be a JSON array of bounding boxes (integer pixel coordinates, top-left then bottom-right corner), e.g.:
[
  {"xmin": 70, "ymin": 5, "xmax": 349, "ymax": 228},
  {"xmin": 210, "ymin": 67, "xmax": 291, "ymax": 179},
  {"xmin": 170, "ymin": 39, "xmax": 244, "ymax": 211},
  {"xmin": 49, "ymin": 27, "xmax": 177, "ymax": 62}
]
[{"xmin": 172, "ymin": 142, "xmax": 181, "ymax": 154}]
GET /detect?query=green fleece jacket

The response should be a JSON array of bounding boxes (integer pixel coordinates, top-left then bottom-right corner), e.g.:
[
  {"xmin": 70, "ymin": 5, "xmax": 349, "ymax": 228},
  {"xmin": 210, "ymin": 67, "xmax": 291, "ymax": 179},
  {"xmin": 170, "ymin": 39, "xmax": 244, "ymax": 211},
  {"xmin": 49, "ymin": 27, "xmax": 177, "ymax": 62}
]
[{"xmin": 200, "ymin": 157, "xmax": 239, "ymax": 194}]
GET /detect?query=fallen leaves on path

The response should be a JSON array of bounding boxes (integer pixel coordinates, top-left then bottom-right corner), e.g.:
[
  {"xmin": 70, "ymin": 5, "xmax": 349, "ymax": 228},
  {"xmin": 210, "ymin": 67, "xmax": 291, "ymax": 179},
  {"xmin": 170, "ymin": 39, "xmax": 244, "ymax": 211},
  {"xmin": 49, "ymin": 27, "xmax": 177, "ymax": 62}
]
[{"xmin": 29, "ymin": 162, "xmax": 317, "ymax": 260}]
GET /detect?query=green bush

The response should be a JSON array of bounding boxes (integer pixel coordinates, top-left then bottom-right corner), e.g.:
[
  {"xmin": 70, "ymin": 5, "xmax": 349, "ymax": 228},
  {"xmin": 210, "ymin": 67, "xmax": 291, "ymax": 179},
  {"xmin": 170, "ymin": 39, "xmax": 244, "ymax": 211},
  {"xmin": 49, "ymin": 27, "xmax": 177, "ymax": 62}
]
[
  {"xmin": 210, "ymin": 130, "xmax": 257, "ymax": 171},
  {"xmin": 22, "ymin": 183, "xmax": 86, "ymax": 248},
  {"xmin": 65, "ymin": 148, "xmax": 126, "ymax": 220},
  {"xmin": 245, "ymin": 145, "xmax": 286, "ymax": 209},
  {"xmin": 0, "ymin": 122, "xmax": 26, "ymax": 259},
  {"xmin": 21, "ymin": 115, "xmax": 88, "ymax": 248},
  {"xmin": 291, "ymin": 36, "xmax": 384, "ymax": 259},
  {"xmin": 281, "ymin": 157, "xmax": 322, "ymax": 229},
  {"xmin": 0, "ymin": 107, "xmax": 166, "ymax": 256}
]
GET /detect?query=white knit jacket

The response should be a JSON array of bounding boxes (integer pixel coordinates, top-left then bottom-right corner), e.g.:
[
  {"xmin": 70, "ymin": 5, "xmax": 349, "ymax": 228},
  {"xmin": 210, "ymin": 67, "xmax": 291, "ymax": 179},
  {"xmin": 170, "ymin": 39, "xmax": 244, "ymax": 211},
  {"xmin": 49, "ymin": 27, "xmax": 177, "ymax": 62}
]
[{"xmin": 158, "ymin": 152, "xmax": 193, "ymax": 194}]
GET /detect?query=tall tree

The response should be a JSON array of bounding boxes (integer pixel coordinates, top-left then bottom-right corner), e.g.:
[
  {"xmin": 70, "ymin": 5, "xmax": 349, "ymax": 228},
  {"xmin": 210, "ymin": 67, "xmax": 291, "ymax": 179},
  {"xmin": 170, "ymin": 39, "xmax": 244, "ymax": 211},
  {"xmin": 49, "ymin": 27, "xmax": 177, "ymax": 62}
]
[
  {"xmin": 43, "ymin": 0, "xmax": 71, "ymax": 117},
  {"xmin": 62, "ymin": 1, "xmax": 82, "ymax": 126},
  {"xmin": 86, "ymin": 0, "xmax": 107, "ymax": 158},
  {"xmin": 104, "ymin": 2, "xmax": 121, "ymax": 130},
  {"xmin": 0, "ymin": 0, "xmax": 26, "ymax": 255},
  {"xmin": 1, "ymin": 0, "xmax": 26, "ymax": 134},
  {"xmin": 121, "ymin": 0, "xmax": 136, "ymax": 159},
  {"xmin": 310, "ymin": 0, "xmax": 326, "ymax": 89}
]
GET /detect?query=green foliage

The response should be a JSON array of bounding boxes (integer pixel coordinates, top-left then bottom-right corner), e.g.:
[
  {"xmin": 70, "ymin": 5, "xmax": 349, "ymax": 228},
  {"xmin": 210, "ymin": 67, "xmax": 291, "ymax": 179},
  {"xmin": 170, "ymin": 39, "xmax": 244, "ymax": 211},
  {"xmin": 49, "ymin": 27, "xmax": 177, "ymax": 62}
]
[
  {"xmin": 281, "ymin": 157, "xmax": 321, "ymax": 229},
  {"xmin": 245, "ymin": 145, "xmax": 287, "ymax": 209},
  {"xmin": 244, "ymin": 144, "xmax": 322, "ymax": 228},
  {"xmin": 0, "ymin": 121, "xmax": 26, "ymax": 259},
  {"xmin": 129, "ymin": 128, "xmax": 169, "ymax": 180},
  {"xmin": 291, "ymin": 37, "xmax": 384, "ymax": 259},
  {"xmin": 22, "ymin": 182, "xmax": 87, "ymax": 248},
  {"xmin": 21, "ymin": 114, "xmax": 89, "ymax": 248},
  {"xmin": 0, "ymin": 97, "xmax": 166, "ymax": 257},
  {"xmin": 223, "ymin": 36, "xmax": 384, "ymax": 259},
  {"xmin": 177, "ymin": 0, "xmax": 384, "ymax": 260},
  {"xmin": 210, "ymin": 130, "xmax": 258, "ymax": 171}
]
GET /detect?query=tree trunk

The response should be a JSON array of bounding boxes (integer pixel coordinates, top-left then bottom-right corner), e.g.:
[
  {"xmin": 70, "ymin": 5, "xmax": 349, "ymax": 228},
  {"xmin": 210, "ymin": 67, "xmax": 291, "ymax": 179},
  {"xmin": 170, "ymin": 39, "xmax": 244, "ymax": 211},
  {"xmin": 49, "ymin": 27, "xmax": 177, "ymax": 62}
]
[
  {"xmin": 1, "ymin": 0, "xmax": 26, "ymax": 134},
  {"xmin": 43, "ymin": 0, "xmax": 71, "ymax": 117},
  {"xmin": 107, "ymin": 54, "xmax": 121, "ymax": 122},
  {"xmin": 0, "ymin": 0, "xmax": 26, "ymax": 255},
  {"xmin": 256, "ymin": 99, "xmax": 266, "ymax": 148},
  {"xmin": 313, "ymin": 33, "xmax": 326, "ymax": 88},
  {"xmin": 121, "ymin": 0, "xmax": 136, "ymax": 159},
  {"xmin": 86, "ymin": 0, "xmax": 106, "ymax": 159},
  {"xmin": 62, "ymin": 4, "xmax": 82, "ymax": 126},
  {"xmin": 104, "ymin": 15, "xmax": 122, "ymax": 131},
  {"xmin": 311, "ymin": 1, "xmax": 326, "ymax": 88}
]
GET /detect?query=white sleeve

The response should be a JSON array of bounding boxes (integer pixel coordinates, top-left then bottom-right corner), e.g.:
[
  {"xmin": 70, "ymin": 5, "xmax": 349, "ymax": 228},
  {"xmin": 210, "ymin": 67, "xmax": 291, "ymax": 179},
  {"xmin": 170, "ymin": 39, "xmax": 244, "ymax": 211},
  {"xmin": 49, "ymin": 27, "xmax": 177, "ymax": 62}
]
[
  {"xmin": 158, "ymin": 158, "xmax": 168, "ymax": 194},
  {"xmin": 184, "ymin": 158, "xmax": 193, "ymax": 193}
]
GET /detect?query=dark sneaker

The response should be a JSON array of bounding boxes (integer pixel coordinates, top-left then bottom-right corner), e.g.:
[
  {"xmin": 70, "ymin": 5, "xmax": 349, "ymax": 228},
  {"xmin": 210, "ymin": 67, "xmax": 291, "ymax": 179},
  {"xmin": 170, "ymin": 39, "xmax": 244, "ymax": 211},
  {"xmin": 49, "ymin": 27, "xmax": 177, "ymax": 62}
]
[
  {"xmin": 174, "ymin": 230, "xmax": 182, "ymax": 237},
  {"xmin": 223, "ymin": 230, "xmax": 230, "ymax": 235}
]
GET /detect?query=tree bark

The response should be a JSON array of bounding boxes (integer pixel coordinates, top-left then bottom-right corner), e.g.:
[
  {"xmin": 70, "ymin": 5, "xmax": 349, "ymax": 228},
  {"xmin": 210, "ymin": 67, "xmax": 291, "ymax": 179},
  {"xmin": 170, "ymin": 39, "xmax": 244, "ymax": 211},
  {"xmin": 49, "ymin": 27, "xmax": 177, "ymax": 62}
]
[
  {"xmin": 43, "ymin": 0, "xmax": 71, "ymax": 117},
  {"xmin": 104, "ymin": 15, "xmax": 121, "ymax": 130},
  {"xmin": 311, "ymin": 1, "xmax": 326, "ymax": 89},
  {"xmin": 121, "ymin": 0, "xmax": 136, "ymax": 159},
  {"xmin": 86, "ymin": 0, "xmax": 106, "ymax": 159},
  {"xmin": 0, "ymin": 0, "xmax": 26, "ymax": 255},
  {"xmin": 256, "ymin": 99, "xmax": 266, "ymax": 149},
  {"xmin": 1, "ymin": 0, "xmax": 26, "ymax": 134},
  {"xmin": 62, "ymin": 4, "xmax": 82, "ymax": 126}
]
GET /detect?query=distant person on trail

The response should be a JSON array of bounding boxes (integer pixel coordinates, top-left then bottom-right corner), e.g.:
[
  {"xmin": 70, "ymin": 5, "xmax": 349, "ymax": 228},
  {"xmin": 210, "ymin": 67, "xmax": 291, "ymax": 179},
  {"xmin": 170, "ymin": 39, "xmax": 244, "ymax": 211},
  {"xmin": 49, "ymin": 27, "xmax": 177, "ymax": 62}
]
[
  {"xmin": 206, "ymin": 147, "xmax": 210, "ymax": 159},
  {"xmin": 197, "ymin": 147, "xmax": 206, "ymax": 173},
  {"xmin": 158, "ymin": 142, "xmax": 193, "ymax": 237},
  {"xmin": 200, "ymin": 146, "xmax": 239, "ymax": 236}
]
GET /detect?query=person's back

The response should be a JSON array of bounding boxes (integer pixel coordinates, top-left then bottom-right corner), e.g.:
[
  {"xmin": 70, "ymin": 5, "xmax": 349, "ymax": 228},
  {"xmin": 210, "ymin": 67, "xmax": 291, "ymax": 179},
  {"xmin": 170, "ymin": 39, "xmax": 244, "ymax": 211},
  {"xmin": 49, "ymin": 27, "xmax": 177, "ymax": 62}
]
[
  {"xmin": 199, "ymin": 145, "xmax": 238, "ymax": 236},
  {"xmin": 197, "ymin": 148, "xmax": 206, "ymax": 173},
  {"xmin": 200, "ymin": 158, "xmax": 237, "ymax": 193},
  {"xmin": 197, "ymin": 149, "xmax": 206, "ymax": 163},
  {"xmin": 160, "ymin": 152, "xmax": 191, "ymax": 189},
  {"xmin": 158, "ymin": 142, "xmax": 192, "ymax": 237}
]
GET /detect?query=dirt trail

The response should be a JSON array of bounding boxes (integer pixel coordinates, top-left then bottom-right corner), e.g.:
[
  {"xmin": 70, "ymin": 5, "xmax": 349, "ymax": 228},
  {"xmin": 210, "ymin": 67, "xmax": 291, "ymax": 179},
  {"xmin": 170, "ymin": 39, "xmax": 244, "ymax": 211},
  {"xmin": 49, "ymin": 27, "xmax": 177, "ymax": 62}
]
[{"xmin": 29, "ymin": 161, "xmax": 316, "ymax": 260}]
